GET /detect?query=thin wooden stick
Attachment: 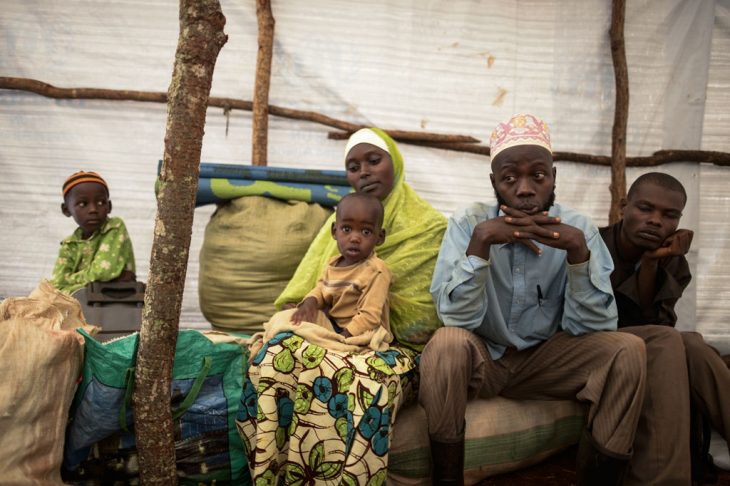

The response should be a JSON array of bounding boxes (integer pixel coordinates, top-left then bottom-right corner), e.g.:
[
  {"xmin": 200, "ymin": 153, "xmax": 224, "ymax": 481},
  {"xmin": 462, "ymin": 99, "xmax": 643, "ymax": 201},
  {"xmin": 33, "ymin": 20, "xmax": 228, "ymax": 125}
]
[
  {"xmin": 0, "ymin": 77, "xmax": 169, "ymax": 102},
  {"xmin": 609, "ymin": 0, "xmax": 629, "ymax": 223},
  {"xmin": 0, "ymin": 77, "xmax": 478, "ymax": 144},
  {"xmin": 252, "ymin": 0, "xmax": 275, "ymax": 166},
  {"xmin": 2, "ymin": 76, "xmax": 729, "ymax": 166},
  {"xmin": 335, "ymin": 132, "xmax": 730, "ymax": 166},
  {"xmin": 386, "ymin": 138, "xmax": 491, "ymax": 155},
  {"xmin": 556, "ymin": 150, "xmax": 730, "ymax": 166},
  {"xmin": 373, "ymin": 141, "xmax": 730, "ymax": 167},
  {"xmin": 639, "ymin": 150, "xmax": 730, "ymax": 165}
]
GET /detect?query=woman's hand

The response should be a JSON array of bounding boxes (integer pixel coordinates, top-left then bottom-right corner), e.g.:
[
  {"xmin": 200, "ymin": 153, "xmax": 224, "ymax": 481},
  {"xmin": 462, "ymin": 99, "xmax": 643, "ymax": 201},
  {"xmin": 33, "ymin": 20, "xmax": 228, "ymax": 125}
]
[{"xmin": 290, "ymin": 297, "xmax": 319, "ymax": 325}]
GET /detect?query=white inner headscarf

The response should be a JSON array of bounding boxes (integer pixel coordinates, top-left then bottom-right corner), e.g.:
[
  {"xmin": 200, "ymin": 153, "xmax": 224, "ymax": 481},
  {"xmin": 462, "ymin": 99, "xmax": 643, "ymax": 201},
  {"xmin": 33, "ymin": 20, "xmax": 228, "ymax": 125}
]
[{"xmin": 344, "ymin": 128, "xmax": 390, "ymax": 159}]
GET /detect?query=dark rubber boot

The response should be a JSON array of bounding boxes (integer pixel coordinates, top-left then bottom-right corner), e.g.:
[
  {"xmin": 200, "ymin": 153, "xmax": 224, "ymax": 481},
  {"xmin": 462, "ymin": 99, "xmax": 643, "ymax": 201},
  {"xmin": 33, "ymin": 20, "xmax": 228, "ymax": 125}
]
[
  {"xmin": 430, "ymin": 437, "xmax": 465, "ymax": 486},
  {"xmin": 576, "ymin": 429, "xmax": 631, "ymax": 486}
]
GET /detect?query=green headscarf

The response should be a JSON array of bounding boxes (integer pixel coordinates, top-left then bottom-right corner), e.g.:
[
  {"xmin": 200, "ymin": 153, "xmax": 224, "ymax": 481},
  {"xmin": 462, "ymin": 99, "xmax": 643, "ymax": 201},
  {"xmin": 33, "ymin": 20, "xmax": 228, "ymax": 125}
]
[{"xmin": 275, "ymin": 128, "xmax": 447, "ymax": 349}]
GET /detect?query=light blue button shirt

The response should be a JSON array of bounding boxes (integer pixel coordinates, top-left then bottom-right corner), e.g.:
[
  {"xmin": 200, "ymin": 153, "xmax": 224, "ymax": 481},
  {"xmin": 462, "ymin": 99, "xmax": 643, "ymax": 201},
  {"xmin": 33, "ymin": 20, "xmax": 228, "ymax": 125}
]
[{"xmin": 430, "ymin": 202, "xmax": 617, "ymax": 360}]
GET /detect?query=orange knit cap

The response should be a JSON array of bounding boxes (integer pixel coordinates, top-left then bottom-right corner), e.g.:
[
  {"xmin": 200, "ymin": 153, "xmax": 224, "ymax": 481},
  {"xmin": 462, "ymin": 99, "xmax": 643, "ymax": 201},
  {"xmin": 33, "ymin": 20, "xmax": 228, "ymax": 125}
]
[{"xmin": 62, "ymin": 171, "xmax": 108, "ymax": 197}]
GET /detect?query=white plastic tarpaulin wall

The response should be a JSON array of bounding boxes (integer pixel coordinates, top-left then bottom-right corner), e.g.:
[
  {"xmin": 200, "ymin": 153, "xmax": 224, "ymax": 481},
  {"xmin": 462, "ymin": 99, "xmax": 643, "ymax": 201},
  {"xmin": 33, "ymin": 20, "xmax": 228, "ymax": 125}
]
[{"xmin": 1, "ymin": 0, "xmax": 729, "ymax": 350}]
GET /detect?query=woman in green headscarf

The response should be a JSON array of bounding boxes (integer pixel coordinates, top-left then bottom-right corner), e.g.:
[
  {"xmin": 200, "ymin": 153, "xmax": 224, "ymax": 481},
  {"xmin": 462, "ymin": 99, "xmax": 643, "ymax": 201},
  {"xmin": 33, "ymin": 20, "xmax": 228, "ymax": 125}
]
[
  {"xmin": 276, "ymin": 127, "xmax": 446, "ymax": 349},
  {"xmin": 237, "ymin": 128, "xmax": 446, "ymax": 484}
]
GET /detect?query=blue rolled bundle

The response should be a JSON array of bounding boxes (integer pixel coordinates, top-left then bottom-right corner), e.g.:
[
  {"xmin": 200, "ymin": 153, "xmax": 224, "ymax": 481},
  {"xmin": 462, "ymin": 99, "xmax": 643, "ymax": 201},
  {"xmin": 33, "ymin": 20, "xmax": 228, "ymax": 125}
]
[
  {"xmin": 198, "ymin": 162, "xmax": 349, "ymax": 186},
  {"xmin": 156, "ymin": 161, "xmax": 353, "ymax": 207},
  {"xmin": 197, "ymin": 177, "xmax": 352, "ymax": 207}
]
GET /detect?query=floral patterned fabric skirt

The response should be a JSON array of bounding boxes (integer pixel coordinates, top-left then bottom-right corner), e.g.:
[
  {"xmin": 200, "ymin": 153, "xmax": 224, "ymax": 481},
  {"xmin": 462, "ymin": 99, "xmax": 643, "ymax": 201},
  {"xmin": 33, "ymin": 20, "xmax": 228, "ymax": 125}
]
[{"xmin": 236, "ymin": 331, "xmax": 419, "ymax": 485}]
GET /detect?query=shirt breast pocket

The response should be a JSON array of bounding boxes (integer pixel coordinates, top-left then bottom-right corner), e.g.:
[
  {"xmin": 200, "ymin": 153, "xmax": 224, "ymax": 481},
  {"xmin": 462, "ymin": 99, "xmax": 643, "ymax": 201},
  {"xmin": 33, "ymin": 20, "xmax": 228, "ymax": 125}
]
[{"xmin": 533, "ymin": 298, "xmax": 561, "ymax": 339}]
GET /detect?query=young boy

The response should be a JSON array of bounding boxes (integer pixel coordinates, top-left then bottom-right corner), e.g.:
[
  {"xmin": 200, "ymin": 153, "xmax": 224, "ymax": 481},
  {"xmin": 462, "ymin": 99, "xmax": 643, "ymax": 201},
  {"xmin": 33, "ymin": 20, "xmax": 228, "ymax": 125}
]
[
  {"xmin": 50, "ymin": 171, "xmax": 136, "ymax": 295},
  {"xmin": 290, "ymin": 192, "xmax": 391, "ymax": 338},
  {"xmin": 600, "ymin": 172, "xmax": 730, "ymax": 463}
]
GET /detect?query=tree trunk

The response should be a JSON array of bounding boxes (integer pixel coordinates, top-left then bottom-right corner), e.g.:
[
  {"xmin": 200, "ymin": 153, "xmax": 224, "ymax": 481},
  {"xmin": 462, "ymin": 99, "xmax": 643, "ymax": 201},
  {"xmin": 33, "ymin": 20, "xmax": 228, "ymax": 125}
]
[
  {"xmin": 609, "ymin": 0, "xmax": 629, "ymax": 224},
  {"xmin": 132, "ymin": 1, "xmax": 227, "ymax": 484},
  {"xmin": 252, "ymin": 0, "xmax": 275, "ymax": 166}
]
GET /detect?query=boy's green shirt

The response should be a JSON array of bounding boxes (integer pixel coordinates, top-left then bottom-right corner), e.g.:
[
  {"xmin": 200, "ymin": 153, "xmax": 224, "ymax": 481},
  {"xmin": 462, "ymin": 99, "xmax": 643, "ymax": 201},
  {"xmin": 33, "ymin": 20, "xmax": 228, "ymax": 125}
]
[{"xmin": 50, "ymin": 216, "xmax": 136, "ymax": 294}]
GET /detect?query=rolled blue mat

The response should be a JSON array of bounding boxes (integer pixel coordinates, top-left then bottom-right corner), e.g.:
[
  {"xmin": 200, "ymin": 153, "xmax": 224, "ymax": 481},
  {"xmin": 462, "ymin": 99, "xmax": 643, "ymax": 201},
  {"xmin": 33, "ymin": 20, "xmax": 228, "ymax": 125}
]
[
  {"xmin": 156, "ymin": 161, "xmax": 352, "ymax": 207},
  {"xmin": 196, "ymin": 177, "xmax": 352, "ymax": 207},
  {"xmin": 157, "ymin": 160, "xmax": 349, "ymax": 186},
  {"xmin": 199, "ymin": 162, "xmax": 349, "ymax": 186}
]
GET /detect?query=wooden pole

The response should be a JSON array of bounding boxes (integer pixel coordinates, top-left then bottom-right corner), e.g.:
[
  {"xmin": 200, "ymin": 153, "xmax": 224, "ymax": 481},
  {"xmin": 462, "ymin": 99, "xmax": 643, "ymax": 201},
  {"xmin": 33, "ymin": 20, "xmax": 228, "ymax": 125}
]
[
  {"xmin": 252, "ymin": 0, "xmax": 275, "ymax": 166},
  {"xmin": 132, "ymin": 0, "xmax": 227, "ymax": 483},
  {"xmin": 0, "ymin": 77, "xmax": 479, "ymax": 144},
  {"xmin": 2, "ymin": 77, "xmax": 729, "ymax": 166},
  {"xmin": 609, "ymin": 0, "xmax": 629, "ymax": 224}
]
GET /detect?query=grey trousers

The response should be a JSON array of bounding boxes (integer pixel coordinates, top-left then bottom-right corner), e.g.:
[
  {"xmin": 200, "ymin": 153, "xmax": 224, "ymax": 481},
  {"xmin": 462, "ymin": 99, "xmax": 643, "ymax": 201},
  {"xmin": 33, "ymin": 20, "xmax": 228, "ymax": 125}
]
[
  {"xmin": 418, "ymin": 327, "xmax": 646, "ymax": 456},
  {"xmin": 682, "ymin": 331, "xmax": 730, "ymax": 453},
  {"xmin": 418, "ymin": 325, "xmax": 695, "ymax": 485},
  {"xmin": 620, "ymin": 325, "xmax": 691, "ymax": 486}
]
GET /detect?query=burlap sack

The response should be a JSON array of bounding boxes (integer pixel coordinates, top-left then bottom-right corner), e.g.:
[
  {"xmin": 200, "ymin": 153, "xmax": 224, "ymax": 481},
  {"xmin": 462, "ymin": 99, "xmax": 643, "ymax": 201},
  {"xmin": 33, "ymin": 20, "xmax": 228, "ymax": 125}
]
[
  {"xmin": 0, "ymin": 281, "xmax": 88, "ymax": 485},
  {"xmin": 199, "ymin": 196, "xmax": 332, "ymax": 334},
  {"xmin": 0, "ymin": 280, "xmax": 95, "ymax": 333}
]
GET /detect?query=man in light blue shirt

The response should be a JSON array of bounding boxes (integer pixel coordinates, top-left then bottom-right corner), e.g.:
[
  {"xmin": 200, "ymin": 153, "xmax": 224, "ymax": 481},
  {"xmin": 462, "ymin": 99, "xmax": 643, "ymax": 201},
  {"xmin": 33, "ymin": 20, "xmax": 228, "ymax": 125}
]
[
  {"xmin": 419, "ymin": 114, "xmax": 647, "ymax": 486},
  {"xmin": 433, "ymin": 200, "xmax": 618, "ymax": 360}
]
